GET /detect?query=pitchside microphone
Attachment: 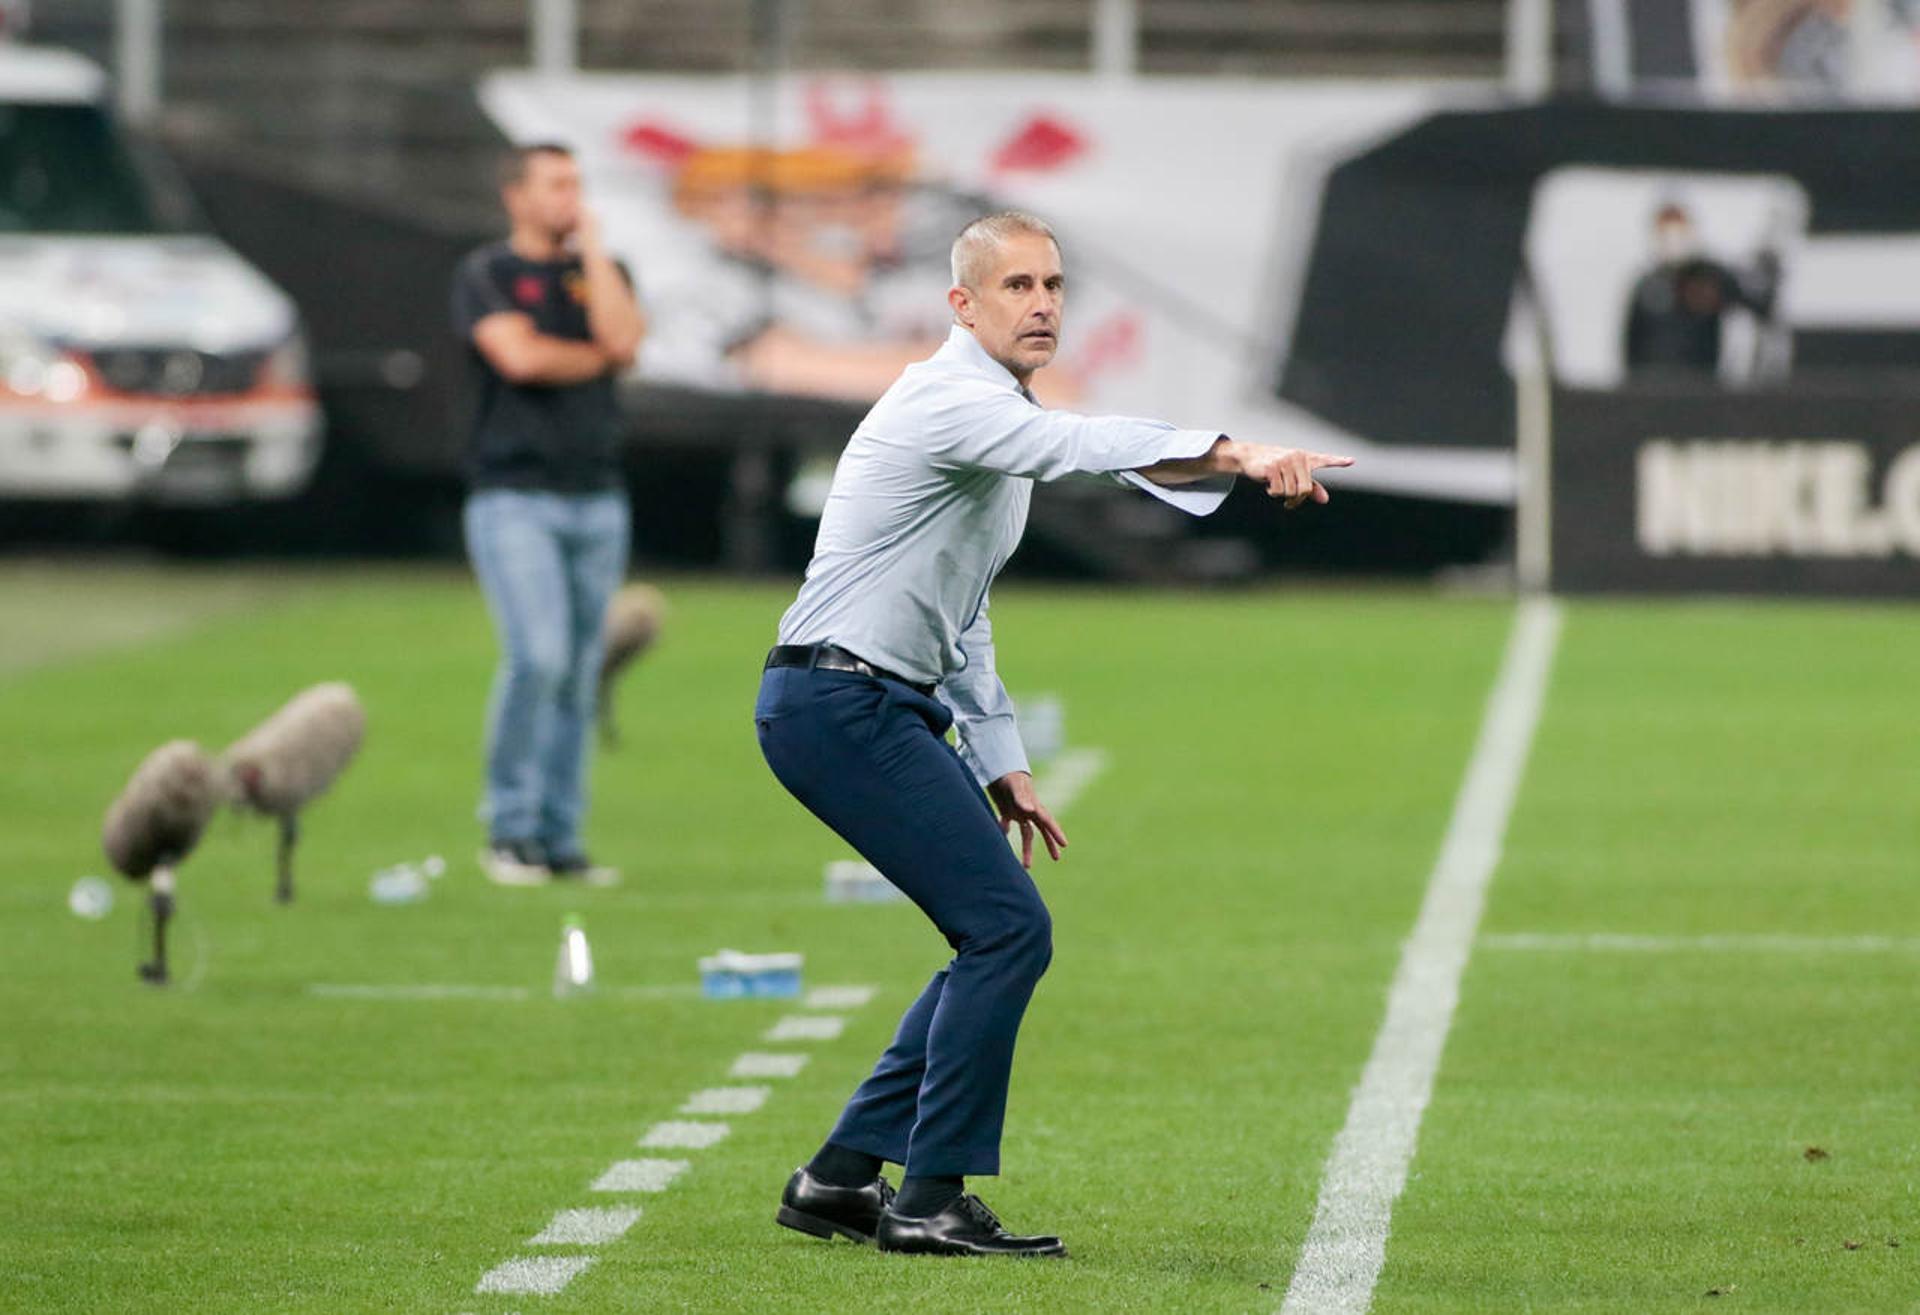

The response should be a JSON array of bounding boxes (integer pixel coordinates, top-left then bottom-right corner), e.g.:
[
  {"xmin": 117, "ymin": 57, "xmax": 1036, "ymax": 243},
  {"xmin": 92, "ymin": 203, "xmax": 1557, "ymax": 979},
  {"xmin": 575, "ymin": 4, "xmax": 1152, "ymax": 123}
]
[
  {"xmin": 100, "ymin": 740, "xmax": 219, "ymax": 985},
  {"xmin": 599, "ymin": 583, "xmax": 667, "ymax": 748},
  {"xmin": 222, "ymin": 682, "xmax": 366, "ymax": 904}
]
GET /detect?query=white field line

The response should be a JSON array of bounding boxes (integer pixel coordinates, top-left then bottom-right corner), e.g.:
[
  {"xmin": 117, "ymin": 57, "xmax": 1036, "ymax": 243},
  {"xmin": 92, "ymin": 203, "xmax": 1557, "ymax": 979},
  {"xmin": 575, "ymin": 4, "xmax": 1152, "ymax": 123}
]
[
  {"xmin": 528, "ymin": 1206, "xmax": 642, "ymax": 1246},
  {"xmin": 609, "ymin": 983, "xmax": 705, "ymax": 1000},
  {"xmin": 463, "ymin": 934, "xmax": 875, "ymax": 1297},
  {"xmin": 1032, "ymin": 746, "xmax": 1111, "ymax": 816},
  {"xmin": 765, "ymin": 1015, "xmax": 846, "ymax": 1042},
  {"xmin": 805, "ymin": 985, "xmax": 878, "ymax": 1009},
  {"xmin": 308, "ymin": 984, "xmax": 532, "ymax": 1002},
  {"xmin": 680, "ymin": 1086, "xmax": 770, "ymax": 1115},
  {"xmin": 639, "ymin": 1121, "xmax": 731, "ymax": 1150},
  {"xmin": 307, "ymin": 982, "xmax": 707, "ymax": 1002},
  {"xmin": 590, "ymin": 1159, "xmax": 689, "ymax": 1193},
  {"xmin": 1483, "ymin": 932, "xmax": 1920, "ymax": 954},
  {"xmin": 1280, "ymin": 597, "xmax": 1563, "ymax": 1315},
  {"xmin": 731, "ymin": 1052, "xmax": 810, "ymax": 1078},
  {"xmin": 474, "ymin": 1254, "xmax": 595, "ymax": 1295}
]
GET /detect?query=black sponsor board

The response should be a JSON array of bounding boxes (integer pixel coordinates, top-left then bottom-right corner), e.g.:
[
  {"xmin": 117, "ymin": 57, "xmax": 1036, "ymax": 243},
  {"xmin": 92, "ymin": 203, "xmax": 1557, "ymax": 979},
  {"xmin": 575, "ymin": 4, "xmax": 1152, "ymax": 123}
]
[{"xmin": 1551, "ymin": 384, "xmax": 1920, "ymax": 596}]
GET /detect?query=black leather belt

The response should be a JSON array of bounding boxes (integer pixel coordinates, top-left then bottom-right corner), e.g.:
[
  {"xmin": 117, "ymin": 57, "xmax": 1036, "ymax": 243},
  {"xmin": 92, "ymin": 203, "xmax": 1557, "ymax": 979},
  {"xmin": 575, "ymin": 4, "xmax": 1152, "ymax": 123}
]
[{"xmin": 765, "ymin": 644, "xmax": 938, "ymax": 698}]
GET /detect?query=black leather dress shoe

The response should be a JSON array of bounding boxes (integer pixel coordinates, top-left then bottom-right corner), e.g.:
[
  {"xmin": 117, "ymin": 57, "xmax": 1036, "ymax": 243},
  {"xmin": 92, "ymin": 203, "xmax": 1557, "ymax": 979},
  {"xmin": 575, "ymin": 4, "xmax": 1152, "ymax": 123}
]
[
  {"xmin": 875, "ymin": 1194, "xmax": 1069, "ymax": 1258},
  {"xmin": 775, "ymin": 1167, "xmax": 895, "ymax": 1244}
]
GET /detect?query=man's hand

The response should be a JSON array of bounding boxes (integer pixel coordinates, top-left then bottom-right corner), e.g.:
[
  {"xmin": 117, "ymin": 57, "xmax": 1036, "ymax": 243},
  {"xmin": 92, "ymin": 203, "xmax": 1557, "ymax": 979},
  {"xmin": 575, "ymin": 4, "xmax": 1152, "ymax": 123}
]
[
  {"xmin": 572, "ymin": 205, "xmax": 605, "ymax": 257},
  {"xmin": 1228, "ymin": 441, "xmax": 1355, "ymax": 508},
  {"xmin": 987, "ymin": 771, "xmax": 1068, "ymax": 871},
  {"xmin": 571, "ymin": 205, "xmax": 646, "ymax": 366},
  {"xmin": 1135, "ymin": 438, "xmax": 1354, "ymax": 507}
]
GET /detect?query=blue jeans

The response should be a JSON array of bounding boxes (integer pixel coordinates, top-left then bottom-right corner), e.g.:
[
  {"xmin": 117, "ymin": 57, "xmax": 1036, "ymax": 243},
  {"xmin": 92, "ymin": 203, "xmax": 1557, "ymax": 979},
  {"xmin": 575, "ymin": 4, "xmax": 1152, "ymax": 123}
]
[
  {"xmin": 755, "ymin": 662, "xmax": 1053, "ymax": 1176},
  {"xmin": 464, "ymin": 488, "xmax": 630, "ymax": 856}
]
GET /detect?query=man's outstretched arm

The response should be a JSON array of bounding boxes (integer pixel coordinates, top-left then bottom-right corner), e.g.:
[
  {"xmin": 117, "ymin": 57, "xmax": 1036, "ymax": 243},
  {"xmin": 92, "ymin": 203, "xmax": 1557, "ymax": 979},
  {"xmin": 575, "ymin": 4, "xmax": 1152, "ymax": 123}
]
[{"xmin": 1138, "ymin": 437, "xmax": 1355, "ymax": 509}]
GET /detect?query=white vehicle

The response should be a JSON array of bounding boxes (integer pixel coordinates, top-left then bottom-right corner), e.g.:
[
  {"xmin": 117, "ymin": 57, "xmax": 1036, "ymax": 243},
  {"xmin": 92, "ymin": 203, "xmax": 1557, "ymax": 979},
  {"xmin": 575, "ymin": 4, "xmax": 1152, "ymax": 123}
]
[{"xmin": 0, "ymin": 42, "xmax": 321, "ymax": 505}]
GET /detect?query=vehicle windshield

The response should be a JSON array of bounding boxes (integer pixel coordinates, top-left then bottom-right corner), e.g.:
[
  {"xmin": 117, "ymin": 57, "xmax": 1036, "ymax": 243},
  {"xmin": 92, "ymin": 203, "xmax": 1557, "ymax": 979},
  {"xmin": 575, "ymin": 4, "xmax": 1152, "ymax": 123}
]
[{"xmin": 0, "ymin": 102, "xmax": 189, "ymax": 234}]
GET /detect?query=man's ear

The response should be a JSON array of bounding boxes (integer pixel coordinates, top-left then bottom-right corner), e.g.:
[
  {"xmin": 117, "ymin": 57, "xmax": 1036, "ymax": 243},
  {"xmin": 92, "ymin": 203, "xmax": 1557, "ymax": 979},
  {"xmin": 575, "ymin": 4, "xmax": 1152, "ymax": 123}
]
[{"xmin": 947, "ymin": 284, "xmax": 973, "ymax": 327}]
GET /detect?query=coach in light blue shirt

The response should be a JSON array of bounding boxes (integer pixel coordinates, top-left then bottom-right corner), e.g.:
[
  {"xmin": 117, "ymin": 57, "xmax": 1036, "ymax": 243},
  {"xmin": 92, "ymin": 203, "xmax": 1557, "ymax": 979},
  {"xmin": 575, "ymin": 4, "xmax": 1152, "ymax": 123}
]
[{"xmin": 757, "ymin": 211, "xmax": 1352, "ymax": 1259}]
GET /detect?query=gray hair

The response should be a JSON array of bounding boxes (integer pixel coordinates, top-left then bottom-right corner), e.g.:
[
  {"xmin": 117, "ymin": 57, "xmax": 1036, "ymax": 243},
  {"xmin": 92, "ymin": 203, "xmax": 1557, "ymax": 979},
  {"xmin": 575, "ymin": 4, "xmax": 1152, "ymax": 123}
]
[{"xmin": 950, "ymin": 210, "xmax": 1060, "ymax": 290}]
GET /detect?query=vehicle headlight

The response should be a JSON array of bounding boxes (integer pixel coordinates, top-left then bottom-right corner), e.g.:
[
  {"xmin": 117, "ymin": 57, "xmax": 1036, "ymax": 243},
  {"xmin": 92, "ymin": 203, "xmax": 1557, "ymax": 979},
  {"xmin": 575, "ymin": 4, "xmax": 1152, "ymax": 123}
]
[{"xmin": 260, "ymin": 333, "xmax": 313, "ymax": 391}]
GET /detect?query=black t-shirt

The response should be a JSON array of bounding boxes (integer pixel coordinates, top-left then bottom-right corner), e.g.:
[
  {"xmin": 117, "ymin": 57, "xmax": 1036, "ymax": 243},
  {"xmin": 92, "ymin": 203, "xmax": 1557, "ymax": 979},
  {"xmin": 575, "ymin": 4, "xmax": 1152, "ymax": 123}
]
[{"xmin": 450, "ymin": 241, "xmax": 632, "ymax": 492}]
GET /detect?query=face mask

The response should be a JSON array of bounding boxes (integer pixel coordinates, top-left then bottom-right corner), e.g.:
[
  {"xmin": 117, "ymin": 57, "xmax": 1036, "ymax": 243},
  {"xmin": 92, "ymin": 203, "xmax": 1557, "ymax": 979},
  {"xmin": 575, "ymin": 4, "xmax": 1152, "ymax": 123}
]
[{"xmin": 1657, "ymin": 225, "xmax": 1698, "ymax": 263}]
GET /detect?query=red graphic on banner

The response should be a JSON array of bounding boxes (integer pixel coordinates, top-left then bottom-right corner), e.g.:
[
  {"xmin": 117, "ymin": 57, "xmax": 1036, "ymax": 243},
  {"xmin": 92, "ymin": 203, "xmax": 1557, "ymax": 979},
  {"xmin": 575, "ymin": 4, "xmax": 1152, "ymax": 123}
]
[
  {"xmin": 804, "ymin": 79, "xmax": 914, "ymax": 155},
  {"xmin": 1075, "ymin": 312, "xmax": 1144, "ymax": 381},
  {"xmin": 620, "ymin": 119, "xmax": 699, "ymax": 164},
  {"xmin": 990, "ymin": 113, "xmax": 1088, "ymax": 175}
]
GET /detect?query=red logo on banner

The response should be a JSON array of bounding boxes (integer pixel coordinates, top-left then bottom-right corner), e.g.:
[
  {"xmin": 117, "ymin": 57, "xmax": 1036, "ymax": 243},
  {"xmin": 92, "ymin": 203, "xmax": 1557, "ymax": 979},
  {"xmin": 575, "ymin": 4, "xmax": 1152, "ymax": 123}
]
[
  {"xmin": 619, "ymin": 119, "xmax": 699, "ymax": 164},
  {"xmin": 1076, "ymin": 312, "xmax": 1144, "ymax": 380},
  {"xmin": 804, "ymin": 79, "xmax": 914, "ymax": 155},
  {"xmin": 990, "ymin": 113, "xmax": 1087, "ymax": 175}
]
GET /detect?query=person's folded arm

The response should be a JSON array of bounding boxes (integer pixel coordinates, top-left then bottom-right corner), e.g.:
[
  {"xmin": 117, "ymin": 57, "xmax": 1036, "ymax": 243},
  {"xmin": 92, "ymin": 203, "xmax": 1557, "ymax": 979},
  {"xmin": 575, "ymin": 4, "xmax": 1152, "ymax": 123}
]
[{"xmin": 471, "ymin": 312, "xmax": 617, "ymax": 386}]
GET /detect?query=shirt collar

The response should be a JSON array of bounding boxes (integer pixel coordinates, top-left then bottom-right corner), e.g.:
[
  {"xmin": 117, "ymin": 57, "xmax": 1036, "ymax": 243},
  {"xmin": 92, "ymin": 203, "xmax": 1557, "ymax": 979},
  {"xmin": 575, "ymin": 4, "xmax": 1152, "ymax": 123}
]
[{"xmin": 939, "ymin": 323, "xmax": 1026, "ymax": 394}]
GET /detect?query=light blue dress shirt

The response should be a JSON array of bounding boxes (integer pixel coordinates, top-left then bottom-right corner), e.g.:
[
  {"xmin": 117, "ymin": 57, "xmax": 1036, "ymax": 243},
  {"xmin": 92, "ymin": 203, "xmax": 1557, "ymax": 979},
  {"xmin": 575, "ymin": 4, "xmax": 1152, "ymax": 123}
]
[{"xmin": 777, "ymin": 324, "xmax": 1234, "ymax": 786}]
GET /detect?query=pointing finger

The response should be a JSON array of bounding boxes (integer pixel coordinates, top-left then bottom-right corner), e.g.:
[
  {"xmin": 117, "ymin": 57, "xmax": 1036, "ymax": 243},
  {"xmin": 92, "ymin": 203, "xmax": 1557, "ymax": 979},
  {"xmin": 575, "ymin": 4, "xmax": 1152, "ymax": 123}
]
[{"xmin": 1310, "ymin": 453, "xmax": 1357, "ymax": 469}]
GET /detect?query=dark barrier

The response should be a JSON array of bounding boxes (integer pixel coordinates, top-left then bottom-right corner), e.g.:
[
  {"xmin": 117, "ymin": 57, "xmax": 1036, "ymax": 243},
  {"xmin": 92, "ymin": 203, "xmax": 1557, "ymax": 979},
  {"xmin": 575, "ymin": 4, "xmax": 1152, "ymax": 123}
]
[
  {"xmin": 1282, "ymin": 103, "xmax": 1920, "ymax": 455},
  {"xmin": 1549, "ymin": 384, "xmax": 1920, "ymax": 596}
]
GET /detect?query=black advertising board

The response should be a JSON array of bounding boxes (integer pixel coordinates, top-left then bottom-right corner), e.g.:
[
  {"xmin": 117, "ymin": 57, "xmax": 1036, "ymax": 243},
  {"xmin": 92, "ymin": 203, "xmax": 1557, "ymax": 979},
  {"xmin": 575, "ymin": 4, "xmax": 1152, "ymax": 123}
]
[{"xmin": 1550, "ymin": 385, "xmax": 1920, "ymax": 596}]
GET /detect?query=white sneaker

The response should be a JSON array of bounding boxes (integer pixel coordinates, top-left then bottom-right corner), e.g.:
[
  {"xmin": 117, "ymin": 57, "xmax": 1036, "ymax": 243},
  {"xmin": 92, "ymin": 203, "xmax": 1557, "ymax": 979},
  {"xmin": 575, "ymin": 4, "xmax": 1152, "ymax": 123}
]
[{"xmin": 479, "ymin": 842, "xmax": 550, "ymax": 887}]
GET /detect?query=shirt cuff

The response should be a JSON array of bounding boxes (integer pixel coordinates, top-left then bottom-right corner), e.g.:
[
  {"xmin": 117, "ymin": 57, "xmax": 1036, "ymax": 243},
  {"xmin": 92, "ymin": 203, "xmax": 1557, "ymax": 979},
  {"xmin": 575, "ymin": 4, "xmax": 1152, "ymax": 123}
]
[
  {"xmin": 1114, "ymin": 468, "xmax": 1236, "ymax": 517},
  {"xmin": 957, "ymin": 713, "xmax": 1030, "ymax": 788}
]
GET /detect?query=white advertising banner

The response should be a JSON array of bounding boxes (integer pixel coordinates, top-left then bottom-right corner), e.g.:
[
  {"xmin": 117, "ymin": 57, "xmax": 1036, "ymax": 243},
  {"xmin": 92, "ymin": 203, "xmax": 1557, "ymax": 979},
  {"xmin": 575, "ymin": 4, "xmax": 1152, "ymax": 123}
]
[{"xmin": 479, "ymin": 72, "xmax": 1514, "ymax": 504}]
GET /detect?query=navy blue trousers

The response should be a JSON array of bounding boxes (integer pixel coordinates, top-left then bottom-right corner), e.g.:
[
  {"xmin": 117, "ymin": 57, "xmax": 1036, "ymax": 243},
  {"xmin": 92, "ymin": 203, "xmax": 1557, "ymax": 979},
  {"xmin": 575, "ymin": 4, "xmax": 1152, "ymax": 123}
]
[{"xmin": 755, "ymin": 662, "xmax": 1053, "ymax": 1177}]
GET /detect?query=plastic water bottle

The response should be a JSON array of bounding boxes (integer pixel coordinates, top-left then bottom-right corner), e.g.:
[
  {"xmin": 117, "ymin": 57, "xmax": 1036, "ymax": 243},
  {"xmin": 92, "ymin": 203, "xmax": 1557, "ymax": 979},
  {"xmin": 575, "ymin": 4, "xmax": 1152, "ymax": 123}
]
[
  {"xmin": 368, "ymin": 864, "xmax": 430, "ymax": 905},
  {"xmin": 554, "ymin": 913, "xmax": 595, "ymax": 998},
  {"xmin": 68, "ymin": 875, "xmax": 115, "ymax": 920}
]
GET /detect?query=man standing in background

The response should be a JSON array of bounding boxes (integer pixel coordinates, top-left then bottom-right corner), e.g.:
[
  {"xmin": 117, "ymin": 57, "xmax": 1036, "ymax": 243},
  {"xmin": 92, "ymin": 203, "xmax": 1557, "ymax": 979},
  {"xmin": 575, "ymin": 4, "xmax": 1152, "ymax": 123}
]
[
  {"xmin": 1623, "ymin": 201, "xmax": 1782, "ymax": 382},
  {"xmin": 452, "ymin": 143, "xmax": 646, "ymax": 886}
]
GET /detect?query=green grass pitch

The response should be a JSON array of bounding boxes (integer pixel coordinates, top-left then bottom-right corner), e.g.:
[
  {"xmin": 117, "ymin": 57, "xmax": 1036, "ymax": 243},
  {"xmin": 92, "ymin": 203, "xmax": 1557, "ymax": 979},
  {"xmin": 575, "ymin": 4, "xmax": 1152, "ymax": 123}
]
[{"xmin": 0, "ymin": 563, "xmax": 1914, "ymax": 1313}]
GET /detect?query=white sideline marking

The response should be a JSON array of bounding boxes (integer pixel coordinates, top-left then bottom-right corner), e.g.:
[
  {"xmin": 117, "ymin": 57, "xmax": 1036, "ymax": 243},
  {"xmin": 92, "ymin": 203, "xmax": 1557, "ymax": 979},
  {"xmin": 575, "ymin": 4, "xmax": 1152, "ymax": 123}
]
[
  {"xmin": 805, "ymin": 984, "xmax": 878, "ymax": 1009},
  {"xmin": 1483, "ymin": 932, "xmax": 1920, "ymax": 955},
  {"xmin": 639, "ymin": 1121, "xmax": 730, "ymax": 1149},
  {"xmin": 681, "ymin": 1086, "xmax": 770, "ymax": 1115},
  {"xmin": 590, "ymin": 1159, "xmax": 689, "ymax": 1193},
  {"xmin": 474, "ymin": 1254, "xmax": 595, "ymax": 1295},
  {"xmin": 765, "ymin": 1015, "xmax": 846, "ymax": 1042},
  {"xmin": 609, "ymin": 983, "xmax": 704, "ymax": 1000},
  {"xmin": 307, "ymin": 983, "xmax": 530, "ymax": 1002},
  {"xmin": 730, "ymin": 1052, "xmax": 810, "ymax": 1078},
  {"xmin": 1281, "ymin": 598, "xmax": 1563, "ymax": 1315},
  {"xmin": 1032, "ymin": 747, "xmax": 1110, "ymax": 816},
  {"xmin": 527, "ymin": 1205, "xmax": 642, "ymax": 1246}
]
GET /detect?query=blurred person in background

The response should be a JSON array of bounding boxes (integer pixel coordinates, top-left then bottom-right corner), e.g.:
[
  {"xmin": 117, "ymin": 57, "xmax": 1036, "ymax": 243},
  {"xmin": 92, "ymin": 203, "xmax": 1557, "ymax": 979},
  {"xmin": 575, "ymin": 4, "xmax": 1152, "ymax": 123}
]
[
  {"xmin": 1623, "ymin": 201, "xmax": 1783, "ymax": 382},
  {"xmin": 451, "ymin": 143, "xmax": 645, "ymax": 886}
]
